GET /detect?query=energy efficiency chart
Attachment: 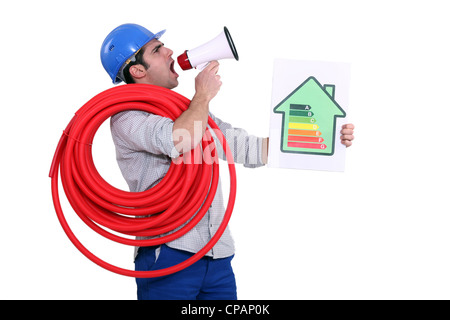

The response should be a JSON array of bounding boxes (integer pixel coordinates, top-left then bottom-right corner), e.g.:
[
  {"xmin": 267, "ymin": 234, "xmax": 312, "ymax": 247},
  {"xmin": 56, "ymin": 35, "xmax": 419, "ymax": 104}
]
[
  {"xmin": 268, "ymin": 59, "xmax": 350, "ymax": 172},
  {"xmin": 273, "ymin": 76, "xmax": 346, "ymax": 156}
]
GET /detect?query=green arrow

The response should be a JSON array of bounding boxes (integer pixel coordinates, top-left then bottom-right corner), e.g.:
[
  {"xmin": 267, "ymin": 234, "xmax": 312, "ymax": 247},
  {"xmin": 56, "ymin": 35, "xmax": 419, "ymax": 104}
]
[
  {"xmin": 290, "ymin": 104, "xmax": 311, "ymax": 110},
  {"xmin": 289, "ymin": 116, "xmax": 316, "ymax": 124},
  {"xmin": 289, "ymin": 110, "xmax": 314, "ymax": 117}
]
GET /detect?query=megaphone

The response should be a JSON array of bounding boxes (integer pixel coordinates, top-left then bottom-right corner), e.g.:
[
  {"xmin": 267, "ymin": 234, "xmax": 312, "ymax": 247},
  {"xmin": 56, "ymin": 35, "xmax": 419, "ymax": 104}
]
[{"xmin": 177, "ymin": 27, "xmax": 239, "ymax": 71}]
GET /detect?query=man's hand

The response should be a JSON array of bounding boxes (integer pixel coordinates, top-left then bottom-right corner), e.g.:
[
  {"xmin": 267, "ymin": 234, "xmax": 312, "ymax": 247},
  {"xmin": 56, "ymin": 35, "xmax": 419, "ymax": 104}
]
[
  {"xmin": 340, "ymin": 123, "xmax": 355, "ymax": 147},
  {"xmin": 194, "ymin": 60, "xmax": 222, "ymax": 102}
]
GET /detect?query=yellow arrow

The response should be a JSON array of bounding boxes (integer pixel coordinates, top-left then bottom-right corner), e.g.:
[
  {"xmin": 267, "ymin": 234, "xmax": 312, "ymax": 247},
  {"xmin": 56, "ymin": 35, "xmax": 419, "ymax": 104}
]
[{"xmin": 288, "ymin": 123, "xmax": 319, "ymax": 130}]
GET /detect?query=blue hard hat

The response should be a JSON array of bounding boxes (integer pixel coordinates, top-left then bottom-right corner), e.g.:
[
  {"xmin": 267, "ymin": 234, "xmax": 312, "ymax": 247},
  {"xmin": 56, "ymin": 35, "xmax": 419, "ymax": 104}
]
[{"xmin": 100, "ymin": 23, "xmax": 165, "ymax": 84}]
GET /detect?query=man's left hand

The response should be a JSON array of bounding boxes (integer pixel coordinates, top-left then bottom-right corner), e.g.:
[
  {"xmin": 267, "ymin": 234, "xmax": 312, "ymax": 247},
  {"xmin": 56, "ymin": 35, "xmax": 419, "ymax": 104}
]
[{"xmin": 340, "ymin": 124, "xmax": 355, "ymax": 147}]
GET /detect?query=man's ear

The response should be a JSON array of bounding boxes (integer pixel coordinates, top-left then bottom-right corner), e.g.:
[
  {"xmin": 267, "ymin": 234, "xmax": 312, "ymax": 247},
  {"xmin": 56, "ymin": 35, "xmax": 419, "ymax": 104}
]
[{"xmin": 129, "ymin": 65, "xmax": 146, "ymax": 80}]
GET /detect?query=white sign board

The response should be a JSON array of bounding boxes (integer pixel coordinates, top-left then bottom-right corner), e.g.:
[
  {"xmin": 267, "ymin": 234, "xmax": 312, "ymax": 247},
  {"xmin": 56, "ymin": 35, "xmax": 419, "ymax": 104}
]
[{"xmin": 268, "ymin": 59, "xmax": 351, "ymax": 172}]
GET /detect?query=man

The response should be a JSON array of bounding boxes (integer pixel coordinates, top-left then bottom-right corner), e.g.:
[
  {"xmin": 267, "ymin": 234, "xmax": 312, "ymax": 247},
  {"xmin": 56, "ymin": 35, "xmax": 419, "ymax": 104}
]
[{"xmin": 100, "ymin": 24, "xmax": 354, "ymax": 300}]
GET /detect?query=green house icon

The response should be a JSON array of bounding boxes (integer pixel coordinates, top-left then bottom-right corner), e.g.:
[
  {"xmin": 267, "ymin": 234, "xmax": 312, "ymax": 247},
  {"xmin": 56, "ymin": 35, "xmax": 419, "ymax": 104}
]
[{"xmin": 273, "ymin": 76, "xmax": 346, "ymax": 156}]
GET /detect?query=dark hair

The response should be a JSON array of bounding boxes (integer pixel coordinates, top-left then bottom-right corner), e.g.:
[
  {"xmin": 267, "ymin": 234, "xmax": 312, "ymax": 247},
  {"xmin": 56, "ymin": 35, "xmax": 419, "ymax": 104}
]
[{"xmin": 122, "ymin": 47, "xmax": 149, "ymax": 84}]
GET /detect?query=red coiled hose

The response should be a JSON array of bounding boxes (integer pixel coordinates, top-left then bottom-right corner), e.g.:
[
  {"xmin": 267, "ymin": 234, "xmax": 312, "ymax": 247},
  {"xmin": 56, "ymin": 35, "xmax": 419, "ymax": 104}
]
[{"xmin": 49, "ymin": 84, "xmax": 236, "ymax": 278}]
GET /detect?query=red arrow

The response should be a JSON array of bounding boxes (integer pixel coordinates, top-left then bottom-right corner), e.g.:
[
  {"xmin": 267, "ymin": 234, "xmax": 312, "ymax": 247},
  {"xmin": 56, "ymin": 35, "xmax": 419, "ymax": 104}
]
[{"xmin": 287, "ymin": 142, "xmax": 327, "ymax": 149}]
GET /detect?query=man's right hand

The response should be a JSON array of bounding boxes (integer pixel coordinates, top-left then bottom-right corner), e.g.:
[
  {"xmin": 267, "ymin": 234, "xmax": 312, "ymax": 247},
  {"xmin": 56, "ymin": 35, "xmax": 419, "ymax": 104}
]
[{"xmin": 194, "ymin": 60, "xmax": 222, "ymax": 102}]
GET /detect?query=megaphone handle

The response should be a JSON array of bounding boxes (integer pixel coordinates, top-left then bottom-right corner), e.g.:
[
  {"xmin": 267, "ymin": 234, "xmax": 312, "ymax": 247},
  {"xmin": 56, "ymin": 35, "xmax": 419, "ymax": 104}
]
[{"xmin": 196, "ymin": 62, "xmax": 210, "ymax": 71}]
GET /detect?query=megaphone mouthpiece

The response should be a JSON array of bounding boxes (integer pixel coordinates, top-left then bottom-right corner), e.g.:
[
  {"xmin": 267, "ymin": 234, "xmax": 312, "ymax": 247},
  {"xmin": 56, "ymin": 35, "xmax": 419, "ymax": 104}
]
[{"xmin": 177, "ymin": 27, "xmax": 239, "ymax": 71}]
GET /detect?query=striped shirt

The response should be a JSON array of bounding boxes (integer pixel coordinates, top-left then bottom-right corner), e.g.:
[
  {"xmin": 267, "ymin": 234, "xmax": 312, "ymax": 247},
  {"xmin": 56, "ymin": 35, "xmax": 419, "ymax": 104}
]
[{"xmin": 110, "ymin": 110, "xmax": 265, "ymax": 259}]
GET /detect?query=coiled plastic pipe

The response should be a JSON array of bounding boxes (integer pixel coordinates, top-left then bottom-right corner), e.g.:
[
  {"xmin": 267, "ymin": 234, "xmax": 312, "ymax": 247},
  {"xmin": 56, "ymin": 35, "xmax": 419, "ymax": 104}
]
[{"xmin": 49, "ymin": 84, "xmax": 236, "ymax": 278}]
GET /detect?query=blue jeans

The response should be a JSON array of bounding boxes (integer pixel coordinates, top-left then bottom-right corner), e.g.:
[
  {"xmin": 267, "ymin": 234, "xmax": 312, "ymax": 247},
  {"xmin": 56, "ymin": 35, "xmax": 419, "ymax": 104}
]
[{"xmin": 135, "ymin": 244, "xmax": 237, "ymax": 300}]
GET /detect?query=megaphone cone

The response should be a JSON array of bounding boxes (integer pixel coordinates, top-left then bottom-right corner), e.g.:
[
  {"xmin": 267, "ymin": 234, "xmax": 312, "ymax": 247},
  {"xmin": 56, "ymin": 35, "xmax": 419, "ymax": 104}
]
[{"xmin": 177, "ymin": 27, "xmax": 239, "ymax": 70}]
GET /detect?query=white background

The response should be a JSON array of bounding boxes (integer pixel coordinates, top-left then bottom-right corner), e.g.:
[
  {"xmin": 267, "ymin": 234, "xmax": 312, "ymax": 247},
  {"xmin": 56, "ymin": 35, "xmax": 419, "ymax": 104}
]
[{"xmin": 1, "ymin": 0, "xmax": 450, "ymax": 300}]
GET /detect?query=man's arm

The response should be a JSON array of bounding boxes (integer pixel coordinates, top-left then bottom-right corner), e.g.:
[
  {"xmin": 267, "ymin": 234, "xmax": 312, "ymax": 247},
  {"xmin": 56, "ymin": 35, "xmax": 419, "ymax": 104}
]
[{"xmin": 172, "ymin": 61, "xmax": 222, "ymax": 154}]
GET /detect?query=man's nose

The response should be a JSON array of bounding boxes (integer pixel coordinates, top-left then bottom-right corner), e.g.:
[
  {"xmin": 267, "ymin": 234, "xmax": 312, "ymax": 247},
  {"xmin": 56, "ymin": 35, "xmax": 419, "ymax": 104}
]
[{"xmin": 165, "ymin": 47, "xmax": 174, "ymax": 57}]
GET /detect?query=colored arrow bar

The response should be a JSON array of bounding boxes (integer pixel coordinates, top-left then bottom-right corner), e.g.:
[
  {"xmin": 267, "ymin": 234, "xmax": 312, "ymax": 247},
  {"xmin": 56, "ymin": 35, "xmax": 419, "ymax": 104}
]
[
  {"xmin": 290, "ymin": 104, "xmax": 311, "ymax": 110},
  {"xmin": 289, "ymin": 116, "xmax": 316, "ymax": 124},
  {"xmin": 289, "ymin": 110, "xmax": 314, "ymax": 117},
  {"xmin": 287, "ymin": 142, "xmax": 327, "ymax": 149},
  {"xmin": 288, "ymin": 123, "xmax": 319, "ymax": 130},
  {"xmin": 288, "ymin": 129, "xmax": 322, "ymax": 136},
  {"xmin": 288, "ymin": 135, "xmax": 324, "ymax": 143}
]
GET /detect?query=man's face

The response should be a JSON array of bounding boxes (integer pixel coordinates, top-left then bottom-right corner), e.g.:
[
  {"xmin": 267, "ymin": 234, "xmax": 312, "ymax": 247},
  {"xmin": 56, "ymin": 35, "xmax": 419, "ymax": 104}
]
[{"xmin": 136, "ymin": 39, "xmax": 179, "ymax": 89}]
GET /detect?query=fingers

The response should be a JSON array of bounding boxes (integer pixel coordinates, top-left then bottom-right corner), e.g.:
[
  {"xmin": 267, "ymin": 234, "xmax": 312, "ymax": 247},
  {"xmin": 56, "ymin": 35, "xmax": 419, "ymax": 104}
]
[
  {"xmin": 340, "ymin": 123, "xmax": 355, "ymax": 147},
  {"xmin": 205, "ymin": 60, "xmax": 220, "ymax": 74},
  {"xmin": 341, "ymin": 140, "xmax": 353, "ymax": 147},
  {"xmin": 206, "ymin": 61, "xmax": 222, "ymax": 85},
  {"xmin": 215, "ymin": 74, "xmax": 222, "ymax": 86},
  {"xmin": 340, "ymin": 124, "xmax": 354, "ymax": 136},
  {"xmin": 341, "ymin": 123, "xmax": 355, "ymax": 130},
  {"xmin": 341, "ymin": 135, "xmax": 354, "ymax": 147},
  {"xmin": 199, "ymin": 61, "xmax": 221, "ymax": 82},
  {"xmin": 194, "ymin": 60, "xmax": 222, "ymax": 101}
]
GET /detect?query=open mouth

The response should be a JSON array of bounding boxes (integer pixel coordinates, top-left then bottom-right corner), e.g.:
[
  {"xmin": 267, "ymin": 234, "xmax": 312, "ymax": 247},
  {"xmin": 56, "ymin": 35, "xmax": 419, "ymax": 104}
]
[{"xmin": 170, "ymin": 60, "xmax": 178, "ymax": 77}]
